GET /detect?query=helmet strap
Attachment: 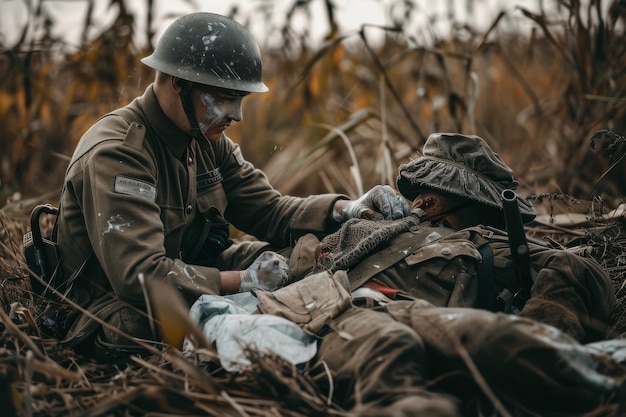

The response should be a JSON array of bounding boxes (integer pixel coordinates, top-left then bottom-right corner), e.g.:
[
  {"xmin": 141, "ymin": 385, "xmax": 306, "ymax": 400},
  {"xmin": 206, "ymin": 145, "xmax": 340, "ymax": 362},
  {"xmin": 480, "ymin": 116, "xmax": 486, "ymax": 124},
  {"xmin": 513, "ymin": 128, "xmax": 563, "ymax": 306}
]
[{"xmin": 178, "ymin": 80, "xmax": 206, "ymax": 143}]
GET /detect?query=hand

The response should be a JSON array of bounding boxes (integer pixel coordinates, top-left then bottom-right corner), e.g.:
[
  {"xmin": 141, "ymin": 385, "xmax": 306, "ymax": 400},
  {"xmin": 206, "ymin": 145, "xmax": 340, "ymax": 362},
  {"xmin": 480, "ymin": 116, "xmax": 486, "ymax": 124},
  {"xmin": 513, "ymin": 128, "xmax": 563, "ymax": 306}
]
[
  {"xmin": 239, "ymin": 251, "xmax": 289, "ymax": 292},
  {"xmin": 338, "ymin": 185, "xmax": 411, "ymax": 221}
]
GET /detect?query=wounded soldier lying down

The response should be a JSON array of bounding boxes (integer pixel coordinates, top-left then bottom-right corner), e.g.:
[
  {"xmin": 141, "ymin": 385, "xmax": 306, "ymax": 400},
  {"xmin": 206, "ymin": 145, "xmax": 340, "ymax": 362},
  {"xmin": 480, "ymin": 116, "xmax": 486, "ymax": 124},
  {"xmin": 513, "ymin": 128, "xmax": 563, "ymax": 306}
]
[
  {"xmin": 186, "ymin": 270, "xmax": 626, "ymax": 417},
  {"xmin": 287, "ymin": 133, "xmax": 618, "ymax": 343},
  {"xmin": 185, "ymin": 132, "xmax": 623, "ymax": 416}
]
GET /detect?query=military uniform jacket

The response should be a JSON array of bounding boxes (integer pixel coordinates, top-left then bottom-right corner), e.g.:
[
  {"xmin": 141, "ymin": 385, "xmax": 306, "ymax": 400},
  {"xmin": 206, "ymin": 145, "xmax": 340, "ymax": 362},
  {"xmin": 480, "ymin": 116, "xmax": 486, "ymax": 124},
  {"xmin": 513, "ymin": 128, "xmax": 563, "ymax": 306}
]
[
  {"xmin": 55, "ymin": 85, "xmax": 344, "ymax": 340},
  {"xmin": 368, "ymin": 225, "xmax": 616, "ymax": 343},
  {"xmin": 290, "ymin": 222, "xmax": 616, "ymax": 343}
]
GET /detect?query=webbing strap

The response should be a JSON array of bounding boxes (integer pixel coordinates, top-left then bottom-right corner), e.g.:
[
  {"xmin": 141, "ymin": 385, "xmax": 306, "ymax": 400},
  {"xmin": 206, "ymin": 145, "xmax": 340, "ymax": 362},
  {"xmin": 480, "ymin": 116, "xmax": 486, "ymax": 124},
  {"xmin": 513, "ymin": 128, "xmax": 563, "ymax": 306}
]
[
  {"xmin": 475, "ymin": 244, "xmax": 495, "ymax": 310},
  {"xmin": 347, "ymin": 226, "xmax": 451, "ymax": 291},
  {"xmin": 298, "ymin": 286, "xmax": 320, "ymax": 319}
]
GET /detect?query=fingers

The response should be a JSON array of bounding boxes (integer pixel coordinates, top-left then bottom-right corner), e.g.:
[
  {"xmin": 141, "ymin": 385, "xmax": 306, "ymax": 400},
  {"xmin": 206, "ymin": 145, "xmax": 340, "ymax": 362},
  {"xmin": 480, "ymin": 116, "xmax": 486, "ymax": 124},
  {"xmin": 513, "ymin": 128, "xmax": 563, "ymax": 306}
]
[
  {"xmin": 360, "ymin": 209, "xmax": 380, "ymax": 220},
  {"xmin": 368, "ymin": 185, "xmax": 411, "ymax": 220},
  {"xmin": 340, "ymin": 185, "xmax": 410, "ymax": 221},
  {"xmin": 257, "ymin": 251, "xmax": 288, "ymax": 290},
  {"xmin": 241, "ymin": 251, "xmax": 289, "ymax": 292}
]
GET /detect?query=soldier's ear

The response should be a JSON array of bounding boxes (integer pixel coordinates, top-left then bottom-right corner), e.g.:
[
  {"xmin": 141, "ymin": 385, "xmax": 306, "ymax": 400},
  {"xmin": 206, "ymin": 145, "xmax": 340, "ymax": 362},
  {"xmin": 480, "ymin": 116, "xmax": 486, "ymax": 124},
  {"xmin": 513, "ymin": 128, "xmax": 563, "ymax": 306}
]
[
  {"xmin": 172, "ymin": 77, "xmax": 195, "ymax": 95},
  {"xmin": 171, "ymin": 77, "xmax": 182, "ymax": 91}
]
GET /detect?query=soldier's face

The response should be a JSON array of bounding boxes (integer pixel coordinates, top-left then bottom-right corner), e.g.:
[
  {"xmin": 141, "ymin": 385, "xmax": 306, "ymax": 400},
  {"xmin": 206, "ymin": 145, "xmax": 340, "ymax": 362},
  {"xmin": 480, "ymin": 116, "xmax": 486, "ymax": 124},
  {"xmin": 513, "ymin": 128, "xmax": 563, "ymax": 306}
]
[
  {"xmin": 193, "ymin": 86, "xmax": 248, "ymax": 142},
  {"xmin": 412, "ymin": 193, "xmax": 446, "ymax": 218},
  {"xmin": 412, "ymin": 192, "xmax": 466, "ymax": 230}
]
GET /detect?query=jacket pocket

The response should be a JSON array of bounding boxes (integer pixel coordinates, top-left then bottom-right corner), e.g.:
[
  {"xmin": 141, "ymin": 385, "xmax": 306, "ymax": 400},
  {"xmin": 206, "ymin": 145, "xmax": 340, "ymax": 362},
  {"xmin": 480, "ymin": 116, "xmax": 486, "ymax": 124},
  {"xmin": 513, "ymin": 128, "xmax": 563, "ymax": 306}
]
[{"xmin": 196, "ymin": 182, "xmax": 227, "ymax": 215}]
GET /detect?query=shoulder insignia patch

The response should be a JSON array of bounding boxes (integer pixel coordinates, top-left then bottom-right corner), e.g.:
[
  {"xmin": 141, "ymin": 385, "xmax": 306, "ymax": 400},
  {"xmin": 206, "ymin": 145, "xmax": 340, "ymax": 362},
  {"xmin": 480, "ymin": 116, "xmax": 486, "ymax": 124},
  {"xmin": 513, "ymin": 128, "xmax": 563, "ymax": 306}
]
[
  {"xmin": 114, "ymin": 176, "xmax": 157, "ymax": 202},
  {"xmin": 233, "ymin": 146, "xmax": 245, "ymax": 166}
]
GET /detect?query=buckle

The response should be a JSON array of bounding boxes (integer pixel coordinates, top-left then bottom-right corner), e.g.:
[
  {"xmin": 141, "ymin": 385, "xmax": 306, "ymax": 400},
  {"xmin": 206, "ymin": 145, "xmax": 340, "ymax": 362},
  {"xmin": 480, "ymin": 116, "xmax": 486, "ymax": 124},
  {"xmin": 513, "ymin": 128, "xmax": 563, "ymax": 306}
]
[{"xmin": 482, "ymin": 230, "xmax": 494, "ymax": 239}]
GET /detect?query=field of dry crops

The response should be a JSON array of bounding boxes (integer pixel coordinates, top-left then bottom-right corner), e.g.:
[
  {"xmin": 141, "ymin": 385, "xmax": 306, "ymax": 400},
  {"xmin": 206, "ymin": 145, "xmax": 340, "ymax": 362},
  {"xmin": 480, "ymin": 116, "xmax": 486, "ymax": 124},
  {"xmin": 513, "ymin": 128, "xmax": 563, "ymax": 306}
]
[
  {"xmin": 1, "ymin": 0, "xmax": 626, "ymax": 416},
  {"xmin": 1, "ymin": 0, "xmax": 625, "ymax": 204}
]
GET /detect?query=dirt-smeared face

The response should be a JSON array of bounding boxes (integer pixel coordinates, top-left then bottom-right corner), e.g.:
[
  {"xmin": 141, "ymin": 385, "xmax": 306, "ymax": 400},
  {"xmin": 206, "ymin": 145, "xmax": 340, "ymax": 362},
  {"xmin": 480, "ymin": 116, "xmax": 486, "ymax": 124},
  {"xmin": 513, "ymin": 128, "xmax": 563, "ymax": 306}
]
[
  {"xmin": 412, "ymin": 191, "xmax": 476, "ymax": 230},
  {"xmin": 192, "ymin": 86, "xmax": 248, "ymax": 142},
  {"xmin": 412, "ymin": 192, "xmax": 447, "ymax": 220}
]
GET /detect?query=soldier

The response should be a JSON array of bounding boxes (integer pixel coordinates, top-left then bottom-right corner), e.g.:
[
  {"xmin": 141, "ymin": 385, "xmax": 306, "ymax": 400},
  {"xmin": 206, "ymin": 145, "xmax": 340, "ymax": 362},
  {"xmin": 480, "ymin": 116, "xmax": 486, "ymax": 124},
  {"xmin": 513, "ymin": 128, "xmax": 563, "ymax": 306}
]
[
  {"xmin": 281, "ymin": 132, "xmax": 620, "ymax": 415},
  {"xmin": 48, "ymin": 12, "xmax": 410, "ymax": 357},
  {"xmin": 291, "ymin": 132, "xmax": 617, "ymax": 343}
]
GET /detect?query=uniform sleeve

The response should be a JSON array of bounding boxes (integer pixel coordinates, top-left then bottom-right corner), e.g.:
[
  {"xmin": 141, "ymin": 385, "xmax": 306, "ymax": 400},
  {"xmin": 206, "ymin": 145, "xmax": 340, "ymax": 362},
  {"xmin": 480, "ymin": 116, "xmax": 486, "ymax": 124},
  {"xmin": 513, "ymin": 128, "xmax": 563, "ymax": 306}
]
[
  {"xmin": 71, "ymin": 138, "xmax": 221, "ymax": 305},
  {"xmin": 519, "ymin": 249, "xmax": 616, "ymax": 343},
  {"xmin": 215, "ymin": 137, "xmax": 346, "ymax": 245}
]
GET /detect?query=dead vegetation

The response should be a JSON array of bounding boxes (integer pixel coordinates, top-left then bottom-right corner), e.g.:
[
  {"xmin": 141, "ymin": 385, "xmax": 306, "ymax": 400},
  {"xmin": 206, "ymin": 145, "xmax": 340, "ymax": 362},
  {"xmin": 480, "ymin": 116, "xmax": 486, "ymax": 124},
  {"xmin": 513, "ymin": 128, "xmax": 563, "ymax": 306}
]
[
  {"xmin": 1, "ymin": 0, "xmax": 626, "ymax": 416},
  {"xmin": 1, "ymin": 206, "xmax": 625, "ymax": 416}
]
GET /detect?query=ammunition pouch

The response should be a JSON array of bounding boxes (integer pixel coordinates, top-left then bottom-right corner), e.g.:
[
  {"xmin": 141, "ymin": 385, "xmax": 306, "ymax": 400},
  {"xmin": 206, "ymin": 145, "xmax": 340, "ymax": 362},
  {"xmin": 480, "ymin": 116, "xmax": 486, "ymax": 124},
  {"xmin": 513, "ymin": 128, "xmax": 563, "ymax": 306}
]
[{"xmin": 253, "ymin": 270, "xmax": 353, "ymax": 337}]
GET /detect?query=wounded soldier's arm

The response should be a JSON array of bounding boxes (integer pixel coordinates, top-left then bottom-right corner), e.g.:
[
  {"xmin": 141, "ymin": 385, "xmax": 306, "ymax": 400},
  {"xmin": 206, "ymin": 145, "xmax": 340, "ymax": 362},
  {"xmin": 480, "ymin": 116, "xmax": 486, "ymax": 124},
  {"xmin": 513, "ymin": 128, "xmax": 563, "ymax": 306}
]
[{"xmin": 519, "ymin": 248, "xmax": 616, "ymax": 343}]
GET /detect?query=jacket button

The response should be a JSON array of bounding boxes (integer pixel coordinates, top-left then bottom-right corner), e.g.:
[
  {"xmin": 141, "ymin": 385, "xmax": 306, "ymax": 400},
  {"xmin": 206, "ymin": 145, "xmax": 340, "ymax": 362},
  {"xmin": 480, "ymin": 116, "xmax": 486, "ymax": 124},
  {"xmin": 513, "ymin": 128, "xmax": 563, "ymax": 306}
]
[
  {"xmin": 186, "ymin": 204, "xmax": 193, "ymax": 214},
  {"xmin": 441, "ymin": 247, "xmax": 451, "ymax": 256}
]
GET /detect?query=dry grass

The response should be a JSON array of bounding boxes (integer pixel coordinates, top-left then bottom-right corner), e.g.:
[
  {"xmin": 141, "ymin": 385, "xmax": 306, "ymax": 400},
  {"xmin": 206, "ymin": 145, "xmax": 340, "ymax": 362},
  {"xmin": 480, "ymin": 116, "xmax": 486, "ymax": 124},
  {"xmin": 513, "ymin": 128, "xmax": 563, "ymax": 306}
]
[
  {"xmin": 1, "ymin": 1, "xmax": 626, "ymax": 416},
  {"xmin": 1, "ymin": 1, "xmax": 626, "ymax": 205},
  {"xmin": 1, "ymin": 207, "xmax": 625, "ymax": 416}
]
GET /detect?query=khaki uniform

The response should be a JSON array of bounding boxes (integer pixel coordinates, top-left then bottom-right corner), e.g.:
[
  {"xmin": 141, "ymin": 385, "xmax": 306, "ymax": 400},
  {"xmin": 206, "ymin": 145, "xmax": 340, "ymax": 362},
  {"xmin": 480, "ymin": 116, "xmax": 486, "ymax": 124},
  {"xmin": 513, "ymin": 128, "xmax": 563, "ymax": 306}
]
[
  {"xmin": 300, "ymin": 224, "xmax": 620, "ymax": 415},
  {"xmin": 314, "ymin": 301, "xmax": 625, "ymax": 417},
  {"xmin": 370, "ymin": 225, "xmax": 616, "ymax": 343},
  {"xmin": 55, "ymin": 85, "xmax": 344, "ymax": 345},
  {"xmin": 304, "ymin": 132, "xmax": 620, "ymax": 414},
  {"xmin": 293, "ymin": 223, "xmax": 616, "ymax": 343}
]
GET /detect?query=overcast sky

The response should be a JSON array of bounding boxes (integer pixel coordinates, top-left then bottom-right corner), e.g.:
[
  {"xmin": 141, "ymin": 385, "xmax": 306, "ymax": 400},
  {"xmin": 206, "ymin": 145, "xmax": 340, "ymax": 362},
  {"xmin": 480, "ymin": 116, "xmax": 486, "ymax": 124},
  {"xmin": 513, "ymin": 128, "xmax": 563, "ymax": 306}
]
[{"xmin": 0, "ymin": 0, "xmax": 567, "ymax": 50}]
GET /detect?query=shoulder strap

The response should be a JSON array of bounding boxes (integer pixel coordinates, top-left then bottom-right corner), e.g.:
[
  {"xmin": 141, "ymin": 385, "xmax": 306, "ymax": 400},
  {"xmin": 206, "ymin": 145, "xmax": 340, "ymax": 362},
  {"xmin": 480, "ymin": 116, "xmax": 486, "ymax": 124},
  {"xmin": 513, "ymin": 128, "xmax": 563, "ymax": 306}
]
[
  {"xmin": 66, "ymin": 110, "xmax": 146, "ymax": 174},
  {"xmin": 475, "ymin": 243, "xmax": 495, "ymax": 310},
  {"xmin": 111, "ymin": 107, "xmax": 148, "ymax": 150},
  {"xmin": 121, "ymin": 121, "xmax": 146, "ymax": 150},
  {"xmin": 347, "ymin": 226, "xmax": 453, "ymax": 291},
  {"xmin": 466, "ymin": 225, "xmax": 539, "ymax": 313}
]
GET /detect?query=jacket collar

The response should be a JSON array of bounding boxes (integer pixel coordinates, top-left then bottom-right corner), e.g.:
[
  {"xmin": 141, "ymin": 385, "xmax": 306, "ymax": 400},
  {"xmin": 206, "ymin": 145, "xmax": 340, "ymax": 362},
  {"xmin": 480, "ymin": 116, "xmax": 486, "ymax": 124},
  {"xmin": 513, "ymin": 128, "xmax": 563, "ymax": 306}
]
[{"xmin": 140, "ymin": 84, "xmax": 193, "ymax": 159}]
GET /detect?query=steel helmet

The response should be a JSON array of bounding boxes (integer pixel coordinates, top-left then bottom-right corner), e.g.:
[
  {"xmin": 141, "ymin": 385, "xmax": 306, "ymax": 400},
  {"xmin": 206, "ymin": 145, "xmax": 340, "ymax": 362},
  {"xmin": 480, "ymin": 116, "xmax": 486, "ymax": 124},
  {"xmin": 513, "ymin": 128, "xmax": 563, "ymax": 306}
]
[{"xmin": 141, "ymin": 12, "xmax": 268, "ymax": 93}]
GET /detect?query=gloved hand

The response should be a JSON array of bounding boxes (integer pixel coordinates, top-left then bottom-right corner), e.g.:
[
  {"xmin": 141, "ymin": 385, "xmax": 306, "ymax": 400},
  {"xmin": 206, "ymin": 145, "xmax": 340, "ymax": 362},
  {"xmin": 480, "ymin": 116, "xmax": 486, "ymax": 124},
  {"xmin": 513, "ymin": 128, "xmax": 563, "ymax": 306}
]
[
  {"xmin": 337, "ymin": 185, "xmax": 411, "ymax": 221},
  {"xmin": 239, "ymin": 251, "xmax": 289, "ymax": 292}
]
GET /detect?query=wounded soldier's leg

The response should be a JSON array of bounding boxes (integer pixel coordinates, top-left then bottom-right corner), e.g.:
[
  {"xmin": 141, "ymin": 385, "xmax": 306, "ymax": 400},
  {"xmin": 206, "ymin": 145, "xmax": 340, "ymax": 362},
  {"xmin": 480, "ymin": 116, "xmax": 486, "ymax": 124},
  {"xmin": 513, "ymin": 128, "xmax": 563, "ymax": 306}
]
[
  {"xmin": 313, "ymin": 306, "xmax": 459, "ymax": 417},
  {"xmin": 385, "ymin": 300, "xmax": 625, "ymax": 414}
]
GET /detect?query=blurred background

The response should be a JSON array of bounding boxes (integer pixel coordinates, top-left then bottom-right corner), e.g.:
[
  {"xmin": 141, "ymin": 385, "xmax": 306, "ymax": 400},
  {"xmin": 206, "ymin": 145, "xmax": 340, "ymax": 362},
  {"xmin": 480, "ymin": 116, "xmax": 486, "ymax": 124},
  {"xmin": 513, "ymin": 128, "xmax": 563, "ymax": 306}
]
[{"xmin": 1, "ymin": 0, "xmax": 625, "ymax": 218}]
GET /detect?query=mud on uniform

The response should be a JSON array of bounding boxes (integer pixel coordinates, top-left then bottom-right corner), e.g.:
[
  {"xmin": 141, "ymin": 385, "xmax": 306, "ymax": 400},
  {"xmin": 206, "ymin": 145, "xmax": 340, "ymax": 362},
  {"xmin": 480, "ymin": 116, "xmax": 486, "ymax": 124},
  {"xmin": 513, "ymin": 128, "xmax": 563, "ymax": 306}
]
[{"xmin": 54, "ymin": 84, "xmax": 345, "ymax": 347}]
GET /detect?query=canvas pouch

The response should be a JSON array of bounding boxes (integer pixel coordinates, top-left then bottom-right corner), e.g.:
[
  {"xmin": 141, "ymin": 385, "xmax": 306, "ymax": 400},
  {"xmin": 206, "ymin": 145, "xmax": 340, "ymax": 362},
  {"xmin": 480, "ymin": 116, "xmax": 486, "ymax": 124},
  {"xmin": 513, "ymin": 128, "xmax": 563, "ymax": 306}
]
[{"xmin": 253, "ymin": 270, "xmax": 352, "ymax": 336}]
